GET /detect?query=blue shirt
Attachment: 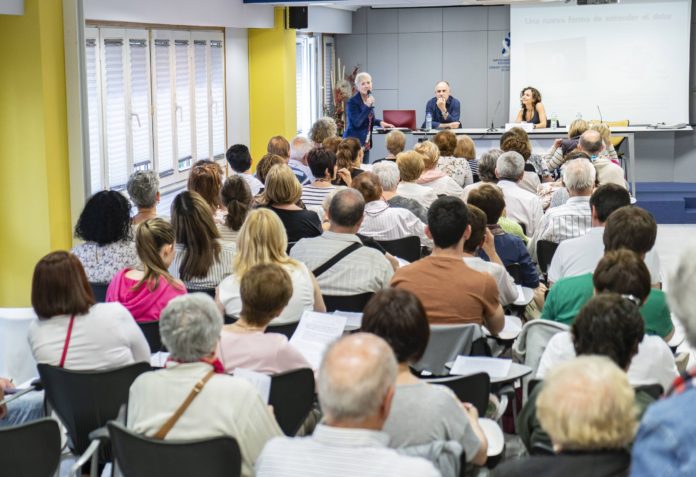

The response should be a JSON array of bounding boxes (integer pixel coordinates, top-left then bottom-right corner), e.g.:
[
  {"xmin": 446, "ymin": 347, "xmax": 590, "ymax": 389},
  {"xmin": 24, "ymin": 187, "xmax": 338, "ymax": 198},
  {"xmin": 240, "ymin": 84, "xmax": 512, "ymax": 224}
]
[
  {"xmin": 343, "ymin": 92, "xmax": 382, "ymax": 147},
  {"xmin": 423, "ymin": 96, "xmax": 461, "ymax": 128},
  {"xmin": 478, "ymin": 229, "xmax": 539, "ymax": 289}
]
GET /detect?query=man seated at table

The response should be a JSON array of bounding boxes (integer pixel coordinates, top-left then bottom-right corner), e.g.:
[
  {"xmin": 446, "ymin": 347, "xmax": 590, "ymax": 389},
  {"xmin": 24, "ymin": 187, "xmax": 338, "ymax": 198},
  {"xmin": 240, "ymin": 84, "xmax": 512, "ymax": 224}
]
[
  {"xmin": 391, "ymin": 196, "xmax": 504, "ymax": 333},
  {"xmin": 255, "ymin": 333, "xmax": 439, "ymax": 477},
  {"xmin": 423, "ymin": 81, "xmax": 461, "ymax": 129}
]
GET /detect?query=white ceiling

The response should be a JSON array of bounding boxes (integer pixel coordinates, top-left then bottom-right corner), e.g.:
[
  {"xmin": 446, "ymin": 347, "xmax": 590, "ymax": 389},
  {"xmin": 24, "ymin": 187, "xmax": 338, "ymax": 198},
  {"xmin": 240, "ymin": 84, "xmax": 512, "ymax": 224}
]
[{"xmin": 273, "ymin": 0, "xmax": 566, "ymax": 9}]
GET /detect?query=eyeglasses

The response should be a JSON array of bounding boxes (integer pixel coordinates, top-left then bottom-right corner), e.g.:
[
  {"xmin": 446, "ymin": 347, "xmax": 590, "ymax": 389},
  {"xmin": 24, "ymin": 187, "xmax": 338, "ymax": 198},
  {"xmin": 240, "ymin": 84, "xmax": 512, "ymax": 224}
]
[{"xmin": 621, "ymin": 294, "xmax": 641, "ymax": 307}]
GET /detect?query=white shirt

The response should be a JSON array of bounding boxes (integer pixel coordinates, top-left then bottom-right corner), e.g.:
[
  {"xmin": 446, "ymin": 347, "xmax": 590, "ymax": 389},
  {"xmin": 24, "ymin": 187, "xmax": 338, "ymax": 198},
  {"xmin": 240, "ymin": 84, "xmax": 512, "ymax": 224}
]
[
  {"xmin": 240, "ymin": 172, "xmax": 264, "ymax": 196},
  {"xmin": 528, "ymin": 196, "xmax": 592, "ymax": 261},
  {"xmin": 128, "ymin": 362, "xmax": 282, "ymax": 477},
  {"xmin": 463, "ymin": 256, "xmax": 518, "ymax": 306},
  {"xmin": 289, "ymin": 159, "xmax": 314, "ymax": 185},
  {"xmin": 496, "ymin": 180, "xmax": 543, "ymax": 236},
  {"xmin": 359, "ymin": 200, "xmax": 432, "ymax": 248},
  {"xmin": 536, "ymin": 331, "xmax": 678, "ymax": 392},
  {"xmin": 255, "ymin": 424, "xmax": 439, "ymax": 477},
  {"xmin": 290, "ymin": 231, "xmax": 393, "ymax": 296},
  {"xmin": 218, "ymin": 262, "xmax": 316, "ymax": 325},
  {"xmin": 419, "ymin": 175, "xmax": 464, "ymax": 197},
  {"xmin": 169, "ymin": 242, "xmax": 236, "ymax": 291},
  {"xmin": 28, "ymin": 302, "xmax": 150, "ymax": 370},
  {"xmin": 547, "ymin": 227, "xmax": 662, "ymax": 285},
  {"xmin": 396, "ymin": 182, "xmax": 439, "ymax": 209}
]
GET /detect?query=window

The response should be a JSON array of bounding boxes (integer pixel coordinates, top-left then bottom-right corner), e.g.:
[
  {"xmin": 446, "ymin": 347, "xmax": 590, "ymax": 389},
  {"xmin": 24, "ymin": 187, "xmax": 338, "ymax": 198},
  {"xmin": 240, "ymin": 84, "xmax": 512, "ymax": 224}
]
[
  {"xmin": 85, "ymin": 26, "xmax": 226, "ymax": 193},
  {"xmin": 322, "ymin": 35, "xmax": 335, "ymax": 119},
  {"xmin": 295, "ymin": 34, "xmax": 318, "ymax": 136}
]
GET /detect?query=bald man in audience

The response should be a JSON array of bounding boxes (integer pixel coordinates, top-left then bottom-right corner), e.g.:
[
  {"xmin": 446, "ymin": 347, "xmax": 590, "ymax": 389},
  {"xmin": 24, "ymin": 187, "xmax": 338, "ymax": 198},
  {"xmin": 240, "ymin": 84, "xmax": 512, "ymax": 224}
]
[
  {"xmin": 577, "ymin": 129, "xmax": 626, "ymax": 188},
  {"xmin": 256, "ymin": 333, "xmax": 439, "ymax": 477},
  {"xmin": 289, "ymin": 136, "xmax": 314, "ymax": 185}
]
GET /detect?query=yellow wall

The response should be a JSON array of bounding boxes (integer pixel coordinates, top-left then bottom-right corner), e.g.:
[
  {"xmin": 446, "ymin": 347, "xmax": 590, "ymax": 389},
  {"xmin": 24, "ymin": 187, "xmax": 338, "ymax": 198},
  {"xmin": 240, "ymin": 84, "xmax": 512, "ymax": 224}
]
[
  {"xmin": 248, "ymin": 8, "xmax": 297, "ymax": 163},
  {"xmin": 0, "ymin": 0, "xmax": 72, "ymax": 306}
]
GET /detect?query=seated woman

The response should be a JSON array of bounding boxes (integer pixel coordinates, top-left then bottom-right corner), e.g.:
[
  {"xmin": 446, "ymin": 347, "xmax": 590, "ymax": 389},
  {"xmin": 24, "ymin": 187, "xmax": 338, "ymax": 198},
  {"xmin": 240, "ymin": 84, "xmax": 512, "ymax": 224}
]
[
  {"xmin": 218, "ymin": 263, "xmax": 310, "ymax": 374},
  {"xmin": 362, "ymin": 288, "xmax": 488, "ymax": 474},
  {"xmin": 414, "ymin": 141, "xmax": 464, "ymax": 197},
  {"xmin": 514, "ymin": 86, "xmax": 547, "ymax": 129},
  {"xmin": 453, "ymin": 135, "xmax": 479, "ymax": 182},
  {"xmin": 433, "ymin": 130, "xmax": 473, "ymax": 188},
  {"xmin": 218, "ymin": 175, "xmax": 252, "ymax": 248},
  {"xmin": 395, "ymin": 150, "xmax": 439, "ymax": 209},
  {"xmin": 332, "ymin": 137, "xmax": 365, "ymax": 186},
  {"xmin": 71, "ymin": 190, "xmax": 138, "ymax": 284},
  {"xmin": 127, "ymin": 170, "xmax": 160, "ymax": 226},
  {"xmin": 301, "ymin": 146, "xmax": 338, "ymax": 209},
  {"xmin": 28, "ymin": 251, "xmax": 150, "ymax": 369},
  {"xmin": 188, "ymin": 160, "xmax": 226, "ymax": 224},
  {"xmin": 309, "ymin": 117, "xmax": 338, "ymax": 146},
  {"xmin": 169, "ymin": 191, "xmax": 235, "ymax": 291},
  {"xmin": 372, "ymin": 160, "xmax": 427, "ymax": 223},
  {"xmin": 254, "ymin": 153, "xmax": 286, "ymax": 198},
  {"xmin": 374, "ymin": 129, "xmax": 406, "ymax": 163},
  {"xmin": 502, "ymin": 127, "xmax": 551, "ymax": 182},
  {"xmin": 218, "ymin": 209, "xmax": 325, "ymax": 325},
  {"xmin": 500, "ymin": 131, "xmax": 541, "ymax": 194},
  {"xmin": 539, "ymin": 151, "xmax": 593, "ymax": 210},
  {"xmin": 258, "ymin": 165, "xmax": 322, "ymax": 243},
  {"xmin": 106, "ymin": 218, "xmax": 187, "ymax": 322},
  {"xmin": 544, "ymin": 118, "xmax": 589, "ymax": 173},
  {"xmin": 127, "ymin": 294, "xmax": 282, "ymax": 477}
]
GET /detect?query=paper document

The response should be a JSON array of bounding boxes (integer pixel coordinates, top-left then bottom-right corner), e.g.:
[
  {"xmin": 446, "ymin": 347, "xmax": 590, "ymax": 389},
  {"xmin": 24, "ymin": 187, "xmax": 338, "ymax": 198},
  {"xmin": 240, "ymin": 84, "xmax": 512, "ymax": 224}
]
[
  {"xmin": 234, "ymin": 368, "xmax": 271, "ymax": 403},
  {"xmin": 150, "ymin": 351, "xmax": 170, "ymax": 368},
  {"xmin": 513, "ymin": 285, "xmax": 534, "ymax": 306},
  {"xmin": 450, "ymin": 356, "xmax": 512, "ymax": 378},
  {"xmin": 3, "ymin": 377, "xmax": 37, "ymax": 394},
  {"xmin": 290, "ymin": 311, "xmax": 347, "ymax": 369},
  {"xmin": 332, "ymin": 311, "xmax": 362, "ymax": 330}
]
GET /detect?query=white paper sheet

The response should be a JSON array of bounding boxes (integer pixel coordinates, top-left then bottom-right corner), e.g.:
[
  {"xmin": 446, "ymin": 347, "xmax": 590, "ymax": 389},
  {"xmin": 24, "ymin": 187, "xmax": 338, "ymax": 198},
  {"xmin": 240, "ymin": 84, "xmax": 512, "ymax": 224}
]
[
  {"xmin": 450, "ymin": 356, "xmax": 512, "ymax": 378},
  {"xmin": 234, "ymin": 368, "xmax": 272, "ymax": 404},
  {"xmin": 290, "ymin": 311, "xmax": 347, "ymax": 369},
  {"xmin": 332, "ymin": 311, "xmax": 362, "ymax": 330}
]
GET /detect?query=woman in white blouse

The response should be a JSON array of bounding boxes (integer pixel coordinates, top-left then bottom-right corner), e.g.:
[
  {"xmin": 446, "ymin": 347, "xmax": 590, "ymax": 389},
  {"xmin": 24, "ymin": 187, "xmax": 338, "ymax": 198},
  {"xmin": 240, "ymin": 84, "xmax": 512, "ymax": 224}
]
[
  {"xmin": 433, "ymin": 130, "xmax": 473, "ymax": 188},
  {"xmin": 395, "ymin": 150, "xmax": 439, "ymax": 209},
  {"xmin": 28, "ymin": 251, "xmax": 150, "ymax": 370},
  {"xmin": 414, "ymin": 140, "xmax": 465, "ymax": 197}
]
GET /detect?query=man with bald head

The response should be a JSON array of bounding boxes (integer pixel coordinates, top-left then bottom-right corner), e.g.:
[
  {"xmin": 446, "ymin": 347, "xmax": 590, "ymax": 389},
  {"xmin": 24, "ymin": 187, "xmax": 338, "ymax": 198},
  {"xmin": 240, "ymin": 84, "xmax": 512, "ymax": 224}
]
[
  {"xmin": 578, "ymin": 129, "xmax": 626, "ymax": 187},
  {"xmin": 256, "ymin": 333, "xmax": 439, "ymax": 476},
  {"xmin": 424, "ymin": 81, "xmax": 461, "ymax": 129}
]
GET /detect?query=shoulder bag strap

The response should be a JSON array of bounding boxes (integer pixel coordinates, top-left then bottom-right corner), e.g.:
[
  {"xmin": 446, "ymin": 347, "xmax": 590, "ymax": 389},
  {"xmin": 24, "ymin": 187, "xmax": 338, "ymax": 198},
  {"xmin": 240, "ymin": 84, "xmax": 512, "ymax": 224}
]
[
  {"xmin": 312, "ymin": 242, "xmax": 363, "ymax": 278},
  {"xmin": 58, "ymin": 315, "xmax": 76, "ymax": 369},
  {"xmin": 153, "ymin": 369, "xmax": 216, "ymax": 440}
]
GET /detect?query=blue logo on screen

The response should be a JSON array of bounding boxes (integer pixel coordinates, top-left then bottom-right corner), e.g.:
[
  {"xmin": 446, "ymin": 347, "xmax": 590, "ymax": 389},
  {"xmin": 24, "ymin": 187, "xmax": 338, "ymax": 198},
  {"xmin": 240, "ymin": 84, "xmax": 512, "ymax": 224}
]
[{"xmin": 502, "ymin": 32, "xmax": 511, "ymax": 57}]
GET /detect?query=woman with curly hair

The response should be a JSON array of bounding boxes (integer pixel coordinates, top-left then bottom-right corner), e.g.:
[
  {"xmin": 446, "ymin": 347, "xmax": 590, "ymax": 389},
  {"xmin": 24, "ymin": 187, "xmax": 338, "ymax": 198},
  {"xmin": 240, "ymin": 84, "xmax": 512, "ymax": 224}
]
[
  {"xmin": 514, "ymin": 86, "xmax": 547, "ymax": 129},
  {"xmin": 309, "ymin": 117, "xmax": 338, "ymax": 146},
  {"xmin": 71, "ymin": 190, "xmax": 138, "ymax": 284}
]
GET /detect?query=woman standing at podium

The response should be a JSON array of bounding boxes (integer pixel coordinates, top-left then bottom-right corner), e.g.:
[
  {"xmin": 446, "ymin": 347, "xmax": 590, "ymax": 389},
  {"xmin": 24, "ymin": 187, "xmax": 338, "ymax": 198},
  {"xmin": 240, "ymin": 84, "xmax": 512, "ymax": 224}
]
[
  {"xmin": 344, "ymin": 72, "xmax": 393, "ymax": 163},
  {"xmin": 515, "ymin": 86, "xmax": 547, "ymax": 129}
]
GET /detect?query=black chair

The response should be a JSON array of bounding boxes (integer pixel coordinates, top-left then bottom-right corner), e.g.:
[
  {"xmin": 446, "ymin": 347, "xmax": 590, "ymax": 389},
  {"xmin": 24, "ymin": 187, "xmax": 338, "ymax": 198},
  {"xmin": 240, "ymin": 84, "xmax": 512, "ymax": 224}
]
[
  {"xmin": 268, "ymin": 368, "xmax": 316, "ymax": 436},
  {"xmin": 423, "ymin": 372, "xmax": 490, "ymax": 417},
  {"xmin": 107, "ymin": 421, "xmax": 242, "ymax": 477},
  {"xmin": 0, "ymin": 418, "xmax": 62, "ymax": 476},
  {"xmin": 90, "ymin": 282, "xmax": 109, "ymax": 302},
  {"xmin": 322, "ymin": 293, "xmax": 374, "ymax": 313},
  {"xmin": 266, "ymin": 322, "xmax": 299, "ymax": 339},
  {"xmin": 37, "ymin": 362, "xmax": 151, "ymax": 472},
  {"xmin": 188, "ymin": 288, "xmax": 216, "ymax": 298},
  {"xmin": 505, "ymin": 263, "xmax": 522, "ymax": 284},
  {"xmin": 536, "ymin": 240, "xmax": 559, "ymax": 274},
  {"xmin": 376, "ymin": 236, "xmax": 421, "ymax": 263},
  {"xmin": 636, "ymin": 383, "xmax": 664, "ymax": 400},
  {"xmin": 138, "ymin": 321, "xmax": 164, "ymax": 353}
]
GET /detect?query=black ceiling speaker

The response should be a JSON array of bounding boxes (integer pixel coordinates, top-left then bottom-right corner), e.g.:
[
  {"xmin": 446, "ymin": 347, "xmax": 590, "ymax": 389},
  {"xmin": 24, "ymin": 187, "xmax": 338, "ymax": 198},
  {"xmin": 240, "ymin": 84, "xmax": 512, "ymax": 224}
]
[{"xmin": 287, "ymin": 6, "xmax": 308, "ymax": 30}]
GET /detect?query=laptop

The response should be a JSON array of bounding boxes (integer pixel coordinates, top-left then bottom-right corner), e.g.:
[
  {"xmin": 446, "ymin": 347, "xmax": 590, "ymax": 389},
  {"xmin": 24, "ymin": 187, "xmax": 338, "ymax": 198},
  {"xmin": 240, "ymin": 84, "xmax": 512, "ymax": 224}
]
[{"xmin": 383, "ymin": 110, "xmax": 417, "ymax": 131}]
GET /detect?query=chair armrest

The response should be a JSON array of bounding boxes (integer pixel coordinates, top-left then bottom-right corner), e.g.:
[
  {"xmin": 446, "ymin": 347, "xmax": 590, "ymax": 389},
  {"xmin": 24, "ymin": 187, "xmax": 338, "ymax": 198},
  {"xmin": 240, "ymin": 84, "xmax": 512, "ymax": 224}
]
[
  {"xmin": 88, "ymin": 426, "xmax": 110, "ymax": 443},
  {"xmin": 70, "ymin": 437, "xmax": 102, "ymax": 477}
]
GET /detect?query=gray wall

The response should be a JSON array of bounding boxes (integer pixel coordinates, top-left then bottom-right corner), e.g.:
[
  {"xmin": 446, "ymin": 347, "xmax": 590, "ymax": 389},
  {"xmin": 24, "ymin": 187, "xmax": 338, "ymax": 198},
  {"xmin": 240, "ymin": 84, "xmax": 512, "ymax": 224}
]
[{"xmin": 336, "ymin": 6, "xmax": 510, "ymax": 129}]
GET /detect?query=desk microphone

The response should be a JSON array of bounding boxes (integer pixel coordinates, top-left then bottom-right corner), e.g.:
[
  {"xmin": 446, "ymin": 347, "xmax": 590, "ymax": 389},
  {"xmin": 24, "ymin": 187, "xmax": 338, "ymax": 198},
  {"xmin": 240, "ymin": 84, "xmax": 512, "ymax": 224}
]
[
  {"xmin": 597, "ymin": 105, "xmax": 603, "ymax": 123},
  {"xmin": 489, "ymin": 100, "xmax": 501, "ymax": 132}
]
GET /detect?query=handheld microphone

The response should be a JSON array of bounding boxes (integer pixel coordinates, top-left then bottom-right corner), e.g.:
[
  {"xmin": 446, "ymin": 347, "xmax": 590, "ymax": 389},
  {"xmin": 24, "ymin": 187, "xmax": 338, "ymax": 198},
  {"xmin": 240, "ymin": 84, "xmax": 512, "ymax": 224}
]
[
  {"xmin": 488, "ymin": 100, "xmax": 502, "ymax": 132},
  {"xmin": 366, "ymin": 90, "xmax": 374, "ymax": 108},
  {"xmin": 597, "ymin": 105, "xmax": 603, "ymax": 123}
]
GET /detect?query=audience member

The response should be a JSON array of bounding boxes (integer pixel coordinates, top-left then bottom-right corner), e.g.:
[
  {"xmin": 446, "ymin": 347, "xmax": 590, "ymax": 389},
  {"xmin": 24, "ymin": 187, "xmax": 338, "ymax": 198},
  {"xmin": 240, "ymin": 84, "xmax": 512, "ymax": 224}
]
[
  {"xmin": 321, "ymin": 136, "xmax": 341, "ymax": 154},
  {"xmin": 309, "ymin": 117, "xmax": 338, "ymax": 146},
  {"xmin": 544, "ymin": 118, "xmax": 589, "ymax": 172},
  {"xmin": 106, "ymin": 218, "xmax": 186, "ymax": 322},
  {"xmin": 255, "ymin": 153, "xmax": 285, "ymax": 187},
  {"xmin": 332, "ymin": 137, "xmax": 364, "ymax": 186},
  {"xmin": 414, "ymin": 140, "xmax": 465, "ymax": 197},
  {"xmin": 218, "ymin": 264, "xmax": 310, "ymax": 374},
  {"xmin": 301, "ymin": 146, "xmax": 338, "ymax": 209},
  {"xmin": 255, "ymin": 333, "xmax": 439, "ymax": 477},
  {"xmin": 372, "ymin": 160, "xmax": 427, "ymax": 222},
  {"xmin": 127, "ymin": 294, "xmax": 281, "ymax": 477},
  {"xmin": 218, "ymin": 209, "xmax": 324, "ymax": 325},
  {"xmin": 502, "ymin": 127, "xmax": 551, "ymax": 181},
  {"xmin": 536, "ymin": 151, "xmax": 590, "ymax": 210},
  {"xmin": 29, "ymin": 251, "xmax": 149, "ymax": 369},
  {"xmin": 290, "ymin": 189, "xmax": 394, "ymax": 296},
  {"xmin": 391, "ymin": 197, "xmax": 504, "ymax": 331},
  {"xmin": 461, "ymin": 148, "xmax": 500, "ymax": 201},
  {"xmin": 579, "ymin": 128, "xmax": 626, "ymax": 187},
  {"xmin": 127, "ymin": 170, "xmax": 160, "ymax": 225},
  {"xmin": 500, "ymin": 131, "xmax": 540, "ymax": 194},
  {"xmin": 433, "ymin": 130, "xmax": 473, "ymax": 188},
  {"xmin": 188, "ymin": 159, "xmax": 226, "ymax": 224},
  {"xmin": 494, "ymin": 151, "xmax": 543, "ymax": 236},
  {"xmin": 453, "ymin": 135, "xmax": 479, "ymax": 181},
  {"xmin": 267, "ymin": 135, "xmax": 290, "ymax": 162},
  {"xmin": 0, "ymin": 377, "xmax": 44, "ymax": 428},
  {"xmin": 589, "ymin": 122, "xmax": 619, "ymax": 163},
  {"xmin": 72, "ymin": 190, "xmax": 138, "ymax": 284},
  {"xmin": 218, "ymin": 175, "xmax": 253, "ymax": 247},
  {"xmin": 362, "ymin": 288, "xmax": 488, "ymax": 472},
  {"xmin": 395, "ymin": 150, "xmax": 439, "ymax": 208},
  {"xmin": 289, "ymin": 136, "xmax": 314, "ymax": 185},
  {"xmin": 169, "ymin": 191, "xmax": 235, "ymax": 290},
  {"xmin": 226, "ymin": 144, "xmax": 263, "ymax": 195},
  {"xmin": 374, "ymin": 129, "xmax": 406, "ymax": 162}
]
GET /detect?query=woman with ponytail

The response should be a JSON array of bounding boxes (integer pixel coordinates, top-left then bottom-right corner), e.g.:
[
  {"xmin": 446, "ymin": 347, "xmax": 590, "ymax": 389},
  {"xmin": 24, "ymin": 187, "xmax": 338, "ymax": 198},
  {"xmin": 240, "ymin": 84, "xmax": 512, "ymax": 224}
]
[
  {"xmin": 106, "ymin": 218, "xmax": 187, "ymax": 322},
  {"xmin": 217, "ymin": 175, "xmax": 253, "ymax": 248},
  {"xmin": 332, "ymin": 137, "xmax": 365, "ymax": 186}
]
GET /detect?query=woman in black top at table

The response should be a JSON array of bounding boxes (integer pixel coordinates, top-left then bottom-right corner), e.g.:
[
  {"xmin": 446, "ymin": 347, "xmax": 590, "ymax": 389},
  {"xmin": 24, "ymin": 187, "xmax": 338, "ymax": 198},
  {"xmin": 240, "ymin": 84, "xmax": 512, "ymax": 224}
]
[
  {"xmin": 257, "ymin": 164, "xmax": 322, "ymax": 243},
  {"xmin": 515, "ymin": 86, "xmax": 547, "ymax": 129}
]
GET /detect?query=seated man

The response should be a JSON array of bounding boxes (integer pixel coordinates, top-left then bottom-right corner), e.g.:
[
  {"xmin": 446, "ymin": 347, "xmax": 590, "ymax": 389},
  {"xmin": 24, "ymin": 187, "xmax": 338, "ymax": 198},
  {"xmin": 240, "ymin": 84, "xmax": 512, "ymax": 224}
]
[
  {"xmin": 528, "ymin": 158, "xmax": 595, "ymax": 262},
  {"xmin": 467, "ymin": 184, "xmax": 540, "ymax": 290},
  {"xmin": 290, "ymin": 189, "xmax": 394, "ymax": 296},
  {"xmin": 0, "ymin": 378, "xmax": 44, "ymax": 428},
  {"xmin": 391, "ymin": 196, "xmax": 504, "ymax": 332},
  {"xmin": 226, "ymin": 144, "xmax": 263, "ymax": 195},
  {"xmin": 423, "ymin": 80, "xmax": 461, "ymax": 129},
  {"xmin": 494, "ymin": 151, "xmax": 543, "ymax": 236},
  {"xmin": 542, "ymin": 206, "xmax": 674, "ymax": 341},
  {"xmin": 372, "ymin": 160, "xmax": 427, "ymax": 223},
  {"xmin": 289, "ymin": 136, "xmax": 314, "ymax": 185},
  {"xmin": 255, "ymin": 333, "xmax": 439, "ymax": 477},
  {"xmin": 578, "ymin": 129, "xmax": 626, "ymax": 188}
]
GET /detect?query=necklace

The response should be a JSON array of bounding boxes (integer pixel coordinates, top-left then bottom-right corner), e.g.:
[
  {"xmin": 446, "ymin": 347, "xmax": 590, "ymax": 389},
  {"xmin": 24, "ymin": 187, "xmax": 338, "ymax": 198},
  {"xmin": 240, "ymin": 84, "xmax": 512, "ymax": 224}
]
[{"xmin": 230, "ymin": 321, "xmax": 265, "ymax": 333}]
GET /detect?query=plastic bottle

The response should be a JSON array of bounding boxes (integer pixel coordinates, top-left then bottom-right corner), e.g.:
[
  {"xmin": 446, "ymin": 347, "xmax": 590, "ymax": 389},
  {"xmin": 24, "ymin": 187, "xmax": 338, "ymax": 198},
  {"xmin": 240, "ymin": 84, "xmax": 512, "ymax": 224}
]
[
  {"xmin": 551, "ymin": 113, "xmax": 558, "ymax": 129},
  {"xmin": 425, "ymin": 112, "xmax": 432, "ymax": 131}
]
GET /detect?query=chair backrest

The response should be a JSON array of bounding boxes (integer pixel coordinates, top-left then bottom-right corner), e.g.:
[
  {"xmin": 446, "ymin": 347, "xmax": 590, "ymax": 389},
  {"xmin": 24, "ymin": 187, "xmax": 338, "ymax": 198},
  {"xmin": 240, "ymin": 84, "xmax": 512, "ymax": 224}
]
[
  {"xmin": 137, "ymin": 321, "xmax": 164, "ymax": 353},
  {"xmin": 37, "ymin": 362, "xmax": 151, "ymax": 456},
  {"xmin": 424, "ymin": 373, "xmax": 490, "ymax": 417},
  {"xmin": 107, "ymin": 421, "xmax": 241, "ymax": 477},
  {"xmin": 604, "ymin": 119, "xmax": 629, "ymax": 149},
  {"xmin": 505, "ymin": 263, "xmax": 522, "ymax": 284},
  {"xmin": 188, "ymin": 288, "xmax": 216, "ymax": 298},
  {"xmin": 268, "ymin": 368, "xmax": 316, "ymax": 436},
  {"xmin": 376, "ymin": 236, "xmax": 421, "ymax": 263},
  {"xmin": 90, "ymin": 283, "xmax": 109, "ymax": 303},
  {"xmin": 414, "ymin": 324, "xmax": 487, "ymax": 376},
  {"xmin": 536, "ymin": 240, "xmax": 559, "ymax": 274},
  {"xmin": 322, "ymin": 293, "xmax": 374, "ymax": 313},
  {"xmin": 0, "ymin": 418, "xmax": 62, "ymax": 477},
  {"xmin": 265, "ymin": 322, "xmax": 299, "ymax": 339}
]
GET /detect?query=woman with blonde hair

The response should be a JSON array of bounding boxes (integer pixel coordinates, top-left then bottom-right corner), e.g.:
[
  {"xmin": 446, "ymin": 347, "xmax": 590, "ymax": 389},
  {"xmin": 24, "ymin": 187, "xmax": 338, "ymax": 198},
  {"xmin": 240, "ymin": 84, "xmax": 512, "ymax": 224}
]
[
  {"xmin": 414, "ymin": 140, "xmax": 464, "ymax": 197},
  {"xmin": 332, "ymin": 137, "xmax": 365, "ymax": 186},
  {"xmin": 433, "ymin": 130, "xmax": 473, "ymax": 187},
  {"xmin": 218, "ymin": 208, "xmax": 325, "ymax": 325},
  {"xmin": 590, "ymin": 122, "xmax": 620, "ymax": 164},
  {"xmin": 544, "ymin": 118, "xmax": 590, "ymax": 172},
  {"xmin": 259, "ymin": 164, "xmax": 322, "ymax": 243},
  {"xmin": 453, "ymin": 135, "xmax": 479, "ymax": 181},
  {"xmin": 395, "ymin": 151, "xmax": 439, "ymax": 208},
  {"xmin": 188, "ymin": 159, "xmax": 226, "ymax": 224},
  {"xmin": 107, "ymin": 218, "xmax": 186, "ymax": 322}
]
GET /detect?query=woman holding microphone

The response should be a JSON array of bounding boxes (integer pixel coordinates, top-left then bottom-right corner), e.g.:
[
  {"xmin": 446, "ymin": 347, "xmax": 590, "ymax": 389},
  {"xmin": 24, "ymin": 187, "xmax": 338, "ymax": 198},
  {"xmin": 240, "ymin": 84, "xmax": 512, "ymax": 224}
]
[{"xmin": 344, "ymin": 72, "xmax": 393, "ymax": 163}]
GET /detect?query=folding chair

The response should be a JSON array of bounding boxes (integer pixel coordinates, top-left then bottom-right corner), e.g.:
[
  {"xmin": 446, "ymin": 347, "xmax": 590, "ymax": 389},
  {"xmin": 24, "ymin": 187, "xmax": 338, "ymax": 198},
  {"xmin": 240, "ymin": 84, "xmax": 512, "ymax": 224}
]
[
  {"xmin": 137, "ymin": 321, "xmax": 164, "ymax": 353},
  {"xmin": 414, "ymin": 324, "xmax": 489, "ymax": 376},
  {"xmin": 89, "ymin": 283, "xmax": 109, "ymax": 303},
  {"xmin": 423, "ymin": 372, "xmax": 490, "ymax": 417},
  {"xmin": 322, "ymin": 293, "xmax": 374, "ymax": 313},
  {"xmin": 187, "ymin": 288, "xmax": 216, "ymax": 298},
  {"xmin": 536, "ymin": 240, "xmax": 559, "ymax": 275},
  {"xmin": 0, "ymin": 418, "xmax": 61, "ymax": 477},
  {"xmin": 265, "ymin": 322, "xmax": 299, "ymax": 339},
  {"xmin": 376, "ymin": 236, "xmax": 421, "ymax": 263},
  {"xmin": 268, "ymin": 368, "xmax": 316, "ymax": 436}
]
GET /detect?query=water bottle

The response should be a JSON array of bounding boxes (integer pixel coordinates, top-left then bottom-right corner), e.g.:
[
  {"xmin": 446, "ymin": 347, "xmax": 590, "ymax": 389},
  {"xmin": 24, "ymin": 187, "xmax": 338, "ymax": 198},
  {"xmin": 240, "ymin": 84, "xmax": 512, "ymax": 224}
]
[
  {"xmin": 425, "ymin": 112, "xmax": 432, "ymax": 131},
  {"xmin": 551, "ymin": 113, "xmax": 558, "ymax": 130}
]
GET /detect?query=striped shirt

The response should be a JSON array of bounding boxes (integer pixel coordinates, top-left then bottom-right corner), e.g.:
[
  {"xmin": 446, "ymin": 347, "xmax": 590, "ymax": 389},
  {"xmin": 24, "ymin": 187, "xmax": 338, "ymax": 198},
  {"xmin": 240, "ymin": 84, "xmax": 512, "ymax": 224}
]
[
  {"xmin": 289, "ymin": 231, "xmax": 393, "ymax": 296},
  {"xmin": 528, "ymin": 196, "xmax": 592, "ymax": 262},
  {"xmin": 169, "ymin": 242, "xmax": 235, "ymax": 291},
  {"xmin": 359, "ymin": 201, "xmax": 432, "ymax": 248},
  {"xmin": 301, "ymin": 183, "xmax": 336, "ymax": 207},
  {"xmin": 255, "ymin": 424, "xmax": 439, "ymax": 477}
]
